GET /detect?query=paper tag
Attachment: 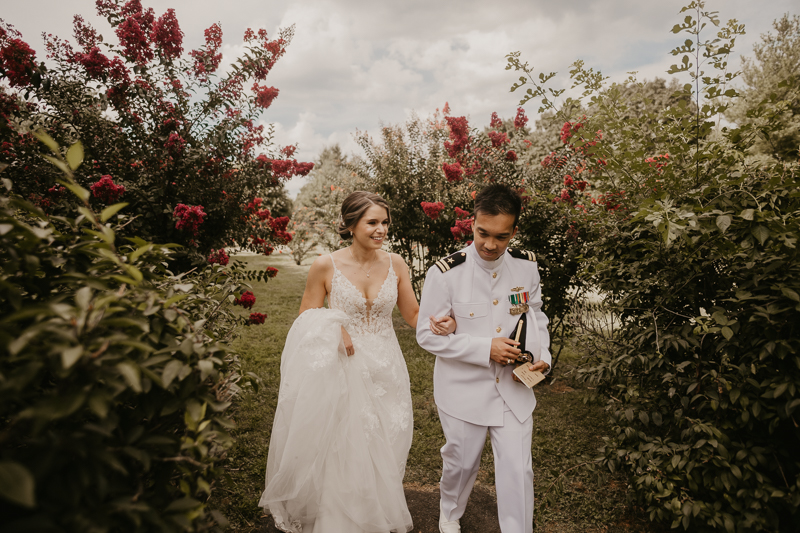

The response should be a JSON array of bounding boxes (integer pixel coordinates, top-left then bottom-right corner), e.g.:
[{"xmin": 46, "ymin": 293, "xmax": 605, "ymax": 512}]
[{"xmin": 513, "ymin": 366, "xmax": 545, "ymax": 388}]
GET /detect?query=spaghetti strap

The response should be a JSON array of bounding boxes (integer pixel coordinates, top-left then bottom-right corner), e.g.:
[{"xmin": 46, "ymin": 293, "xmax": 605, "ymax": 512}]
[{"xmin": 329, "ymin": 253, "xmax": 338, "ymax": 272}]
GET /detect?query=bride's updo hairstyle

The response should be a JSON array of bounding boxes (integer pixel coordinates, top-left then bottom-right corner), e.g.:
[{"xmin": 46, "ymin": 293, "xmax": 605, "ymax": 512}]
[{"xmin": 338, "ymin": 191, "xmax": 392, "ymax": 240}]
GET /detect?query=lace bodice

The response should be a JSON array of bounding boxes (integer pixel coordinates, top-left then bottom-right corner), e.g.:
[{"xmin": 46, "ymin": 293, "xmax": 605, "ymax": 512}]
[{"xmin": 329, "ymin": 253, "xmax": 397, "ymax": 336}]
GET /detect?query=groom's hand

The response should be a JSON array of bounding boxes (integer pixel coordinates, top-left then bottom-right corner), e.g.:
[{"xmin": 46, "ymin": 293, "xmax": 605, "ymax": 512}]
[{"xmin": 490, "ymin": 337, "xmax": 521, "ymax": 366}]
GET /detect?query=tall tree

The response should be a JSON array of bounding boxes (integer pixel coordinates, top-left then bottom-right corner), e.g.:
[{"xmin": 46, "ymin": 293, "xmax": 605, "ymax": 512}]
[
  {"xmin": 294, "ymin": 145, "xmax": 352, "ymax": 252},
  {"xmin": 726, "ymin": 13, "xmax": 800, "ymax": 161}
]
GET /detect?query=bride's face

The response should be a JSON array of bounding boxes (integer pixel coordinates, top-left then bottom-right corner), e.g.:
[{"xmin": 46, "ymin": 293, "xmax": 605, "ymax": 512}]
[{"xmin": 351, "ymin": 204, "xmax": 389, "ymax": 250}]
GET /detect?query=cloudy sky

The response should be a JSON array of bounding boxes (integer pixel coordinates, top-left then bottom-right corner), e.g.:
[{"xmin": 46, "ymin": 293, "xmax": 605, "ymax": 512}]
[{"xmin": 4, "ymin": 0, "xmax": 796, "ymax": 196}]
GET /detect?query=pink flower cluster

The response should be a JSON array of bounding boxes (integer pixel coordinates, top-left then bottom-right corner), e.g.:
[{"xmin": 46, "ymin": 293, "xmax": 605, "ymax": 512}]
[
  {"xmin": 513, "ymin": 108, "xmax": 528, "ymax": 130},
  {"xmin": 165, "ymin": 132, "xmax": 186, "ymax": 155},
  {"xmin": 90, "ymin": 175, "xmax": 126, "ymax": 203},
  {"xmin": 442, "ymin": 162, "xmax": 464, "ymax": 183},
  {"xmin": 645, "ymin": 153, "xmax": 670, "ymax": 174},
  {"xmin": 266, "ymin": 266, "xmax": 279, "ymax": 278},
  {"xmin": 489, "ymin": 112, "xmax": 503, "ymax": 128},
  {"xmin": 560, "ymin": 120, "xmax": 584, "ymax": 144},
  {"xmin": 115, "ymin": 0, "xmax": 156, "ymax": 64},
  {"xmin": 151, "ymin": 8, "xmax": 183, "ymax": 60},
  {"xmin": 173, "ymin": 203, "xmax": 206, "ymax": 236},
  {"xmin": 255, "ymin": 155, "xmax": 314, "ymax": 179},
  {"xmin": 235, "ymin": 290, "xmax": 256, "ymax": 309},
  {"xmin": 421, "ymin": 201, "xmax": 445, "ymax": 220},
  {"xmin": 208, "ymin": 248, "xmax": 230, "ymax": 266},
  {"xmin": 450, "ymin": 207, "xmax": 474, "ymax": 241},
  {"xmin": 248, "ymin": 312, "xmax": 267, "ymax": 325},
  {"xmin": 488, "ymin": 130, "xmax": 509, "ymax": 148},
  {"xmin": 190, "ymin": 23, "xmax": 222, "ymax": 80},
  {"xmin": 541, "ymin": 151, "xmax": 568, "ymax": 169},
  {"xmin": 0, "ymin": 31, "xmax": 37, "ymax": 87},
  {"xmin": 253, "ymin": 84, "xmax": 279, "ymax": 109},
  {"xmin": 553, "ymin": 175, "xmax": 589, "ymax": 206},
  {"xmin": 444, "ymin": 116, "xmax": 470, "ymax": 159}
]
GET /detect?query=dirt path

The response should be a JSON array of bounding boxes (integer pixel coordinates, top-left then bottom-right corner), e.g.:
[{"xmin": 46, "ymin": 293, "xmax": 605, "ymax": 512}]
[{"xmin": 259, "ymin": 484, "xmax": 501, "ymax": 533}]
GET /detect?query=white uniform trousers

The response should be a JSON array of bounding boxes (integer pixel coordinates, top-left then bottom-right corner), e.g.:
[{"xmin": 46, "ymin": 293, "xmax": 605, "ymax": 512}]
[{"xmin": 438, "ymin": 407, "xmax": 534, "ymax": 533}]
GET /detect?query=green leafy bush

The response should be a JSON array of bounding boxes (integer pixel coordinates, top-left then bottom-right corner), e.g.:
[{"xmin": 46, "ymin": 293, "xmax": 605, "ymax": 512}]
[
  {"xmin": 0, "ymin": 137, "xmax": 267, "ymax": 532},
  {"xmin": 507, "ymin": 2, "xmax": 800, "ymax": 530}
]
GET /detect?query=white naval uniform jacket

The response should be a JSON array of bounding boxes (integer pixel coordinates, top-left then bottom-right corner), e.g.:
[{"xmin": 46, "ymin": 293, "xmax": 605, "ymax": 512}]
[{"xmin": 416, "ymin": 243, "xmax": 551, "ymax": 426}]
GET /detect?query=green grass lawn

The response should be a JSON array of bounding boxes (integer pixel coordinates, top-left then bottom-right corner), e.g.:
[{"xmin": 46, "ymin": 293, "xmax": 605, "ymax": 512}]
[{"xmin": 211, "ymin": 253, "xmax": 663, "ymax": 532}]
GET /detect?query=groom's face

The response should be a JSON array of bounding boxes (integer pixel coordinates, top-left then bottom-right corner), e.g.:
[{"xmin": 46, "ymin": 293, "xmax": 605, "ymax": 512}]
[{"xmin": 471, "ymin": 211, "xmax": 517, "ymax": 261}]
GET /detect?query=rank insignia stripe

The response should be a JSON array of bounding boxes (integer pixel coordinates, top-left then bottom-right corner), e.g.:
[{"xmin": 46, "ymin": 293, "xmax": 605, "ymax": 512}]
[
  {"xmin": 434, "ymin": 251, "xmax": 468, "ymax": 273},
  {"xmin": 506, "ymin": 248, "xmax": 537, "ymax": 262}
]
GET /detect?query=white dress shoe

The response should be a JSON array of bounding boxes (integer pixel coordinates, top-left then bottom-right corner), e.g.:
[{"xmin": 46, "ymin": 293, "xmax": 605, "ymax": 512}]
[{"xmin": 439, "ymin": 502, "xmax": 461, "ymax": 533}]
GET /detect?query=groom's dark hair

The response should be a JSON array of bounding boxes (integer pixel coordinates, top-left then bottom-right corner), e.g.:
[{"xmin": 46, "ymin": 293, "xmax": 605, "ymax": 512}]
[{"xmin": 473, "ymin": 183, "xmax": 522, "ymax": 227}]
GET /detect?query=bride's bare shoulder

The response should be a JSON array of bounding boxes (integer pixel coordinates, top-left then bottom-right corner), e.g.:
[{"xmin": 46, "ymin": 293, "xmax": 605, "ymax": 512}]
[
  {"xmin": 308, "ymin": 253, "xmax": 335, "ymax": 278},
  {"xmin": 388, "ymin": 252, "xmax": 409, "ymax": 273}
]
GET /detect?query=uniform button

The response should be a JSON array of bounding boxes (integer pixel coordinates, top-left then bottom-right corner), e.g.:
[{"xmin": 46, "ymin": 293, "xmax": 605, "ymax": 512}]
[
  {"xmin": 496, "ymin": 377, "xmax": 500, "ymax": 383},
  {"xmin": 469, "ymin": 312, "xmax": 474, "ymax": 317},
  {"xmin": 496, "ymin": 326, "xmax": 501, "ymax": 333},
  {"xmin": 492, "ymin": 272, "xmax": 497, "ymax": 279},
  {"xmin": 493, "ymin": 299, "xmax": 498, "ymax": 305}
]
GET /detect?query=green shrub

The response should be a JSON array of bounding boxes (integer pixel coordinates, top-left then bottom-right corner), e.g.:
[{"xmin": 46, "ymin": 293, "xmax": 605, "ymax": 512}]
[
  {"xmin": 507, "ymin": 1, "xmax": 800, "ymax": 530},
  {"xmin": 0, "ymin": 137, "xmax": 267, "ymax": 532}
]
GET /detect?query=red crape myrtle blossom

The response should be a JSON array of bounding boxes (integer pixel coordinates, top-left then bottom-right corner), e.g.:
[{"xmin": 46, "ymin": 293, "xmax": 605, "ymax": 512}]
[
  {"xmin": 173, "ymin": 203, "xmax": 206, "ymax": 236},
  {"xmin": 489, "ymin": 111, "xmax": 503, "ymax": 128},
  {"xmin": 164, "ymin": 132, "xmax": 186, "ymax": 155},
  {"xmin": 451, "ymin": 207, "xmax": 474, "ymax": 241},
  {"xmin": 253, "ymin": 84, "xmax": 279, "ymax": 109},
  {"xmin": 90, "ymin": 175, "xmax": 126, "ymax": 203},
  {"xmin": 208, "ymin": 248, "xmax": 230, "ymax": 265},
  {"xmin": 488, "ymin": 130, "xmax": 509, "ymax": 148},
  {"xmin": 444, "ymin": 116, "xmax": 470, "ymax": 159},
  {"xmin": 266, "ymin": 266, "xmax": 278, "ymax": 278},
  {"xmin": 150, "ymin": 8, "xmax": 183, "ymax": 60},
  {"xmin": 442, "ymin": 162, "xmax": 464, "ymax": 183},
  {"xmin": 505, "ymin": 150, "xmax": 518, "ymax": 162},
  {"xmin": 234, "ymin": 290, "xmax": 256, "ymax": 309},
  {"xmin": 190, "ymin": 23, "xmax": 223, "ymax": 80},
  {"xmin": 645, "ymin": 153, "xmax": 670, "ymax": 174},
  {"xmin": 0, "ymin": 32, "xmax": 37, "ymax": 87},
  {"xmin": 115, "ymin": 1, "xmax": 156, "ymax": 64},
  {"xmin": 270, "ymin": 216, "xmax": 292, "ymax": 244},
  {"xmin": 513, "ymin": 107, "xmax": 528, "ymax": 130},
  {"xmin": 247, "ymin": 312, "xmax": 267, "ymax": 325},
  {"xmin": 421, "ymin": 201, "xmax": 445, "ymax": 220}
]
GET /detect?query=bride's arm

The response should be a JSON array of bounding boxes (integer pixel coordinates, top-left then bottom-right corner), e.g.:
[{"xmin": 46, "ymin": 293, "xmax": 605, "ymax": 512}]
[
  {"xmin": 395, "ymin": 255, "xmax": 456, "ymax": 334},
  {"xmin": 298, "ymin": 255, "xmax": 331, "ymax": 314},
  {"xmin": 298, "ymin": 255, "xmax": 355, "ymax": 356}
]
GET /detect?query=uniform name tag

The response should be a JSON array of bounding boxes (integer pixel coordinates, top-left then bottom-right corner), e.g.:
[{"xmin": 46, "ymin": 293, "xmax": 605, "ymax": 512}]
[{"xmin": 513, "ymin": 366, "xmax": 545, "ymax": 388}]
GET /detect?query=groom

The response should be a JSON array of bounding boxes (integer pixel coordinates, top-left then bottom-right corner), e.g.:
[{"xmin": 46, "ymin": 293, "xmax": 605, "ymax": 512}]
[{"xmin": 416, "ymin": 183, "xmax": 551, "ymax": 533}]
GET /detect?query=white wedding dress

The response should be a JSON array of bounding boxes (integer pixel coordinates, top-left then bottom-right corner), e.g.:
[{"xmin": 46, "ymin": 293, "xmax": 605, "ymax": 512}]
[{"xmin": 259, "ymin": 254, "xmax": 414, "ymax": 533}]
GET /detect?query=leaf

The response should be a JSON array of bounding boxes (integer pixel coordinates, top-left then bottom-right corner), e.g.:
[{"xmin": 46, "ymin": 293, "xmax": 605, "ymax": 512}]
[
  {"xmin": 162, "ymin": 360, "xmax": 183, "ymax": 388},
  {"xmin": 44, "ymin": 155, "xmax": 69, "ymax": 174},
  {"xmin": 59, "ymin": 180, "xmax": 90, "ymax": 202},
  {"xmin": 117, "ymin": 362, "xmax": 142, "ymax": 392},
  {"xmin": 781, "ymin": 287, "xmax": 800, "ymax": 302},
  {"xmin": 721, "ymin": 327, "xmax": 733, "ymax": 340},
  {"xmin": 751, "ymin": 225, "xmax": 769, "ymax": 246},
  {"xmin": 740, "ymin": 209, "xmax": 754, "ymax": 220},
  {"xmin": 66, "ymin": 141, "xmax": 84, "ymax": 170},
  {"xmin": 715, "ymin": 214, "xmax": 731, "ymax": 232},
  {"xmin": 61, "ymin": 346, "xmax": 83, "ymax": 369},
  {"xmin": 0, "ymin": 461, "xmax": 36, "ymax": 508},
  {"xmin": 32, "ymin": 128, "xmax": 58, "ymax": 153},
  {"xmin": 100, "ymin": 202, "xmax": 129, "ymax": 222}
]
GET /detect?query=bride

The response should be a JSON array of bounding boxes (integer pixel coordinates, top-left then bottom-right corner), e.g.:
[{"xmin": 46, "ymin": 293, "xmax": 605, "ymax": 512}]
[{"xmin": 259, "ymin": 191, "xmax": 455, "ymax": 532}]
